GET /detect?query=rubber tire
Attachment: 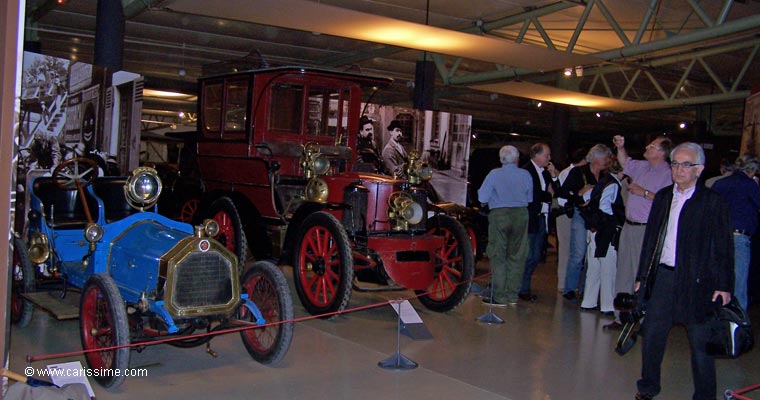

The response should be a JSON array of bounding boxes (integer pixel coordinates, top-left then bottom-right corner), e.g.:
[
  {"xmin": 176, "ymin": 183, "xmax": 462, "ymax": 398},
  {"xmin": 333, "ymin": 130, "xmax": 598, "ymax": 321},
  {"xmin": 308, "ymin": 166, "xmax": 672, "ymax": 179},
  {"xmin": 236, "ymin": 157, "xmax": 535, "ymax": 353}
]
[
  {"xmin": 239, "ymin": 261, "xmax": 294, "ymax": 364},
  {"xmin": 10, "ymin": 236, "xmax": 35, "ymax": 327},
  {"xmin": 208, "ymin": 197, "xmax": 249, "ymax": 268},
  {"xmin": 293, "ymin": 211, "xmax": 354, "ymax": 317},
  {"xmin": 417, "ymin": 214, "xmax": 475, "ymax": 312},
  {"xmin": 80, "ymin": 274, "xmax": 130, "ymax": 388}
]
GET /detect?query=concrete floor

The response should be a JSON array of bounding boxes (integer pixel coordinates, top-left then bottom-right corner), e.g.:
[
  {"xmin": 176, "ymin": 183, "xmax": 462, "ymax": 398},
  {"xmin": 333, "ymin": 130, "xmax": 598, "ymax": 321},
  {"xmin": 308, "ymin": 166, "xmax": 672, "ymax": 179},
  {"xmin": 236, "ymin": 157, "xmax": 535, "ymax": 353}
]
[{"xmin": 7, "ymin": 246, "xmax": 760, "ymax": 400}]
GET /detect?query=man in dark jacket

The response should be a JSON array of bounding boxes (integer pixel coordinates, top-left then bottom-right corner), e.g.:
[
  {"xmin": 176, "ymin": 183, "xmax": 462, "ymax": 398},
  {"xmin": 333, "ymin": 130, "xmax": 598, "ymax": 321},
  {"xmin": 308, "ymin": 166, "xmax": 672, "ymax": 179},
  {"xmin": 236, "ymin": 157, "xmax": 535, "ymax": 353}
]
[
  {"xmin": 634, "ymin": 142, "xmax": 733, "ymax": 400},
  {"xmin": 519, "ymin": 143, "xmax": 558, "ymax": 301}
]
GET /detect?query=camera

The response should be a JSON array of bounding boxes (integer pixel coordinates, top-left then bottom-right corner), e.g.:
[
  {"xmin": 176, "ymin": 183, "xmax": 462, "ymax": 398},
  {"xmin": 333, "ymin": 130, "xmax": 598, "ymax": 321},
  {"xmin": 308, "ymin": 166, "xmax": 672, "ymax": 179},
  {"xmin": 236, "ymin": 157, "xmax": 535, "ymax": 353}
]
[{"xmin": 614, "ymin": 292, "xmax": 645, "ymax": 356}]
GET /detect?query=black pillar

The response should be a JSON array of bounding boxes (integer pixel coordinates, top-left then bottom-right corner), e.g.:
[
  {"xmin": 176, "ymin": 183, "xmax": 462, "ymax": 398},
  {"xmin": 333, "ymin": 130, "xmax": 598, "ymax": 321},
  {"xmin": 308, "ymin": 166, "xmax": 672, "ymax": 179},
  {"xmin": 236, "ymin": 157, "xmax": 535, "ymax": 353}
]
[
  {"xmin": 94, "ymin": 0, "xmax": 124, "ymax": 70},
  {"xmin": 551, "ymin": 104, "xmax": 570, "ymax": 167}
]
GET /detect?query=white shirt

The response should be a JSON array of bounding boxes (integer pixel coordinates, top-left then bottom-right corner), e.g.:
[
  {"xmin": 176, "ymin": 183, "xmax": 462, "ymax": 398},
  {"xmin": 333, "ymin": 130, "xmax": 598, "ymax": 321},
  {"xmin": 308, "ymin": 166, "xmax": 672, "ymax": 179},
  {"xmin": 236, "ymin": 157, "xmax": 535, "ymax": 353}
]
[
  {"xmin": 557, "ymin": 164, "xmax": 575, "ymax": 206},
  {"xmin": 531, "ymin": 159, "xmax": 550, "ymax": 215},
  {"xmin": 659, "ymin": 184, "xmax": 696, "ymax": 267}
]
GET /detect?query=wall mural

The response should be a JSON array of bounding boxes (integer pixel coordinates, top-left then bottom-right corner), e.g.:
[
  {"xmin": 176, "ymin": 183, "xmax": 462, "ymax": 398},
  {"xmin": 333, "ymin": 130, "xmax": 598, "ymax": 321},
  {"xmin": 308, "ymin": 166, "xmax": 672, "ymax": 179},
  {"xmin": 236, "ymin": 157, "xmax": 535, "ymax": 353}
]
[
  {"xmin": 14, "ymin": 52, "xmax": 143, "ymax": 234},
  {"xmin": 361, "ymin": 103, "xmax": 472, "ymax": 206},
  {"xmin": 741, "ymin": 91, "xmax": 760, "ymax": 157}
]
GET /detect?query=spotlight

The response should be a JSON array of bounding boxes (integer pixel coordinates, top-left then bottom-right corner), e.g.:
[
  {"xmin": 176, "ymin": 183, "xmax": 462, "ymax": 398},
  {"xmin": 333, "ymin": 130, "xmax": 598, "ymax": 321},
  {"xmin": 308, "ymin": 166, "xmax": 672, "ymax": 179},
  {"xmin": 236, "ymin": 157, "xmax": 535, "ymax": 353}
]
[
  {"xmin": 679, "ymin": 122, "xmax": 687, "ymax": 129},
  {"xmin": 536, "ymin": 101, "xmax": 542, "ymax": 108},
  {"xmin": 564, "ymin": 68, "xmax": 573, "ymax": 77},
  {"xmin": 595, "ymin": 112, "xmax": 601, "ymax": 118}
]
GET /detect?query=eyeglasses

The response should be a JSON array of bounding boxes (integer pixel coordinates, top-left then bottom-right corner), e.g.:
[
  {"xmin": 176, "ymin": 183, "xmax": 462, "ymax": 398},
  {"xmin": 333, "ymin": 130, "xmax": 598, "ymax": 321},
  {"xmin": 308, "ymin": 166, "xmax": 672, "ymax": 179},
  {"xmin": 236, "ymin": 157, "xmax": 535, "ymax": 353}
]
[
  {"xmin": 646, "ymin": 144, "xmax": 662, "ymax": 150},
  {"xmin": 670, "ymin": 161, "xmax": 702, "ymax": 168}
]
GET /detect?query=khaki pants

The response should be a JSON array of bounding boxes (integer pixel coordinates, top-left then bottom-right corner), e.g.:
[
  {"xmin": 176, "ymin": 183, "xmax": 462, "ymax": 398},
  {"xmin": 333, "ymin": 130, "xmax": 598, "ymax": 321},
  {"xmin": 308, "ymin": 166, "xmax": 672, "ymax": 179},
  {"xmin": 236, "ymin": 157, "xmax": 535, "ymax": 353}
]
[{"xmin": 486, "ymin": 207, "xmax": 529, "ymax": 303}]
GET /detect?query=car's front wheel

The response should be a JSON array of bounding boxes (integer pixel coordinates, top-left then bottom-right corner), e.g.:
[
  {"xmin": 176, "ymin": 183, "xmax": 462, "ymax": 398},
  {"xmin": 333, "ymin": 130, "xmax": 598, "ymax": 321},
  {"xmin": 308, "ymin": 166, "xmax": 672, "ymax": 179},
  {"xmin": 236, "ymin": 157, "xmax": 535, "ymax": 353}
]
[
  {"xmin": 80, "ymin": 274, "xmax": 130, "ymax": 388},
  {"xmin": 239, "ymin": 261, "xmax": 294, "ymax": 364},
  {"xmin": 293, "ymin": 211, "xmax": 353, "ymax": 317}
]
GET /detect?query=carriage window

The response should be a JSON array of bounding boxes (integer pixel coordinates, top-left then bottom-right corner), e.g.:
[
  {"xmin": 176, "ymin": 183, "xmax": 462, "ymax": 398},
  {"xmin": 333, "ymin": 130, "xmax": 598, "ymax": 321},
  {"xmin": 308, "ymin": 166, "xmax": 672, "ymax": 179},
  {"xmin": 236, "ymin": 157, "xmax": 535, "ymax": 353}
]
[
  {"xmin": 225, "ymin": 79, "xmax": 248, "ymax": 132},
  {"xmin": 203, "ymin": 83, "xmax": 223, "ymax": 132},
  {"xmin": 269, "ymin": 83, "xmax": 304, "ymax": 133},
  {"xmin": 307, "ymin": 87, "xmax": 341, "ymax": 136}
]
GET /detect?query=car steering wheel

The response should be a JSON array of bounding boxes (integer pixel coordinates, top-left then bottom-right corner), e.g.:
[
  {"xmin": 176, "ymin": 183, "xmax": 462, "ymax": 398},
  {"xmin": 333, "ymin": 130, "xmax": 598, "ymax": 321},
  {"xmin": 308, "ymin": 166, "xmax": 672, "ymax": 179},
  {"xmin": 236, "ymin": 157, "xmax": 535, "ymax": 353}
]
[{"xmin": 52, "ymin": 157, "xmax": 100, "ymax": 190}]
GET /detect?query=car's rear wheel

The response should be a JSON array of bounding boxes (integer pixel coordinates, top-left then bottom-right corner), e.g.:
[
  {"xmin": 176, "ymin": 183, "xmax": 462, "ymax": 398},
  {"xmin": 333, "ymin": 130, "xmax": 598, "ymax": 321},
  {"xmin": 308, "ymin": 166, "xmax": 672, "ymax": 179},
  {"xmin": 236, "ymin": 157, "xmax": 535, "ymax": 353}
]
[
  {"xmin": 209, "ymin": 197, "xmax": 248, "ymax": 267},
  {"xmin": 417, "ymin": 215, "xmax": 474, "ymax": 312},
  {"xmin": 10, "ymin": 236, "xmax": 35, "ymax": 327},
  {"xmin": 178, "ymin": 198, "xmax": 199, "ymax": 223},
  {"xmin": 80, "ymin": 274, "xmax": 130, "ymax": 388},
  {"xmin": 239, "ymin": 261, "xmax": 294, "ymax": 364},
  {"xmin": 293, "ymin": 211, "xmax": 353, "ymax": 317}
]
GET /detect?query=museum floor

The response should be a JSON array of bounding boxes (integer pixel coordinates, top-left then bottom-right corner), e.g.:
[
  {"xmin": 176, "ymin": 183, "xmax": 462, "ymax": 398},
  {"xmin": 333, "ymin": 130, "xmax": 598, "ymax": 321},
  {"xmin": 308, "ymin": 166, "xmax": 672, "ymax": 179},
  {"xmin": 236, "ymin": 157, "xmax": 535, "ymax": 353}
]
[{"xmin": 8, "ymin": 243, "xmax": 760, "ymax": 400}]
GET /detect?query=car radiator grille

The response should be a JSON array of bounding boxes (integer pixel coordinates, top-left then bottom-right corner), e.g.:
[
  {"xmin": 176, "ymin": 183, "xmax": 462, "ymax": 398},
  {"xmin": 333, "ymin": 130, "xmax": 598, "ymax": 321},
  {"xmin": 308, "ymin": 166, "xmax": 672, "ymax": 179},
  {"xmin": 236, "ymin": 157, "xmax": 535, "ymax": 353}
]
[{"xmin": 171, "ymin": 252, "xmax": 234, "ymax": 309}]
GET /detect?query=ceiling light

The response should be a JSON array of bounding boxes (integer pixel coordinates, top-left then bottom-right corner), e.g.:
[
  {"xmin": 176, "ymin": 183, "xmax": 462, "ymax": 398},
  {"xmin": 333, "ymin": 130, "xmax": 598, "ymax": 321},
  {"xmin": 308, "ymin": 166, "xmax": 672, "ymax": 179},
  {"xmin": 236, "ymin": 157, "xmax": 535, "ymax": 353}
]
[
  {"xmin": 563, "ymin": 68, "xmax": 573, "ymax": 77},
  {"xmin": 595, "ymin": 112, "xmax": 601, "ymax": 118},
  {"xmin": 143, "ymin": 89, "xmax": 197, "ymax": 101},
  {"xmin": 178, "ymin": 68, "xmax": 186, "ymax": 77},
  {"xmin": 679, "ymin": 122, "xmax": 687, "ymax": 129},
  {"xmin": 536, "ymin": 101, "xmax": 542, "ymax": 108}
]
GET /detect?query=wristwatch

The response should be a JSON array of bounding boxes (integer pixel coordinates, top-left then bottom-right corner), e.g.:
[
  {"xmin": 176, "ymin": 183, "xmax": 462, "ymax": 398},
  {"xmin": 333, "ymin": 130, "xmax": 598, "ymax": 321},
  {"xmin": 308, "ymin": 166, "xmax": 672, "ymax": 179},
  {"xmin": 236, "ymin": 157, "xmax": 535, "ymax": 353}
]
[{"xmin": 644, "ymin": 190, "xmax": 649, "ymax": 198}]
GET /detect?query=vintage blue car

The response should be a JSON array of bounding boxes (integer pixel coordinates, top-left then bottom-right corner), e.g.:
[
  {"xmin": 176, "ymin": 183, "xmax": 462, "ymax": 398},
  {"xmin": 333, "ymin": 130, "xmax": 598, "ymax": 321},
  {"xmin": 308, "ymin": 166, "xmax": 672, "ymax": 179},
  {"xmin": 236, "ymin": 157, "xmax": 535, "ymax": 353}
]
[{"xmin": 10, "ymin": 158, "xmax": 294, "ymax": 388}]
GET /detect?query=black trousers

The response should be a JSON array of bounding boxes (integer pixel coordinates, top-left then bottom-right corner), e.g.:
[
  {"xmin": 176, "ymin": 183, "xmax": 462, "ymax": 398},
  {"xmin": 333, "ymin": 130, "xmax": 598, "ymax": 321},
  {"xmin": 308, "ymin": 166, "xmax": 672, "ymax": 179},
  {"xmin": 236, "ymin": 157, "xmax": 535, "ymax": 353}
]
[{"xmin": 637, "ymin": 267, "xmax": 716, "ymax": 400}]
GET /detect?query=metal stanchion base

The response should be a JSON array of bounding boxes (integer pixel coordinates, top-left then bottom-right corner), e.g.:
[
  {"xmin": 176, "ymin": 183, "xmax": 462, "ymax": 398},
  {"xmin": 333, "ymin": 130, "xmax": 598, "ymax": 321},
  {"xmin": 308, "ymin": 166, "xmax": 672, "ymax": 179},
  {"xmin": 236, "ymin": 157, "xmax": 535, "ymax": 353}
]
[
  {"xmin": 476, "ymin": 311, "xmax": 505, "ymax": 324},
  {"xmin": 378, "ymin": 352, "xmax": 418, "ymax": 370}
]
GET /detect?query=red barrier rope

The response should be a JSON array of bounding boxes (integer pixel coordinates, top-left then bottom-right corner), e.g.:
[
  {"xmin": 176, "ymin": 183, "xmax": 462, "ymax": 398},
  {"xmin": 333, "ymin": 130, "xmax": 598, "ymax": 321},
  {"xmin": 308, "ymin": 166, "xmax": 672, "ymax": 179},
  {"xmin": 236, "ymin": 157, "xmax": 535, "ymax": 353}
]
[
  {"xmin": 26, "ymin": 270, "xmax": 492, "ymax": 364},
  {"xmin": 727, "ymin": 383, "xmax": 760, "ymax": 400}
]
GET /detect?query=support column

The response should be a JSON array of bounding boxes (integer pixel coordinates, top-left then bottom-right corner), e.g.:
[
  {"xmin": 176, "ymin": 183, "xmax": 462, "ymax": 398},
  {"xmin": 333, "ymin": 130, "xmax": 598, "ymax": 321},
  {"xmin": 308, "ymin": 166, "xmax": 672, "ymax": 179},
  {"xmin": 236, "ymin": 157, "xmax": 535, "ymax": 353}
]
[
  {"xmin": 94, "ymin": 0, "xmax": 125, "ymax": 70},
  {"xmin": 551, "ymin": 104, "xmax": 570, "ymax": 167}
]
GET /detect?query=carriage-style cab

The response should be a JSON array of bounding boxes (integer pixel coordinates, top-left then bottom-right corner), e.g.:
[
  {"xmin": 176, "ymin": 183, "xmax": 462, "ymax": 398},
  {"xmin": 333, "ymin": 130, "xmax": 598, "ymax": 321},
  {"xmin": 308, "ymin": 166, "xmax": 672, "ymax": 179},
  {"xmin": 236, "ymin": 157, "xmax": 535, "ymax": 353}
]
[{"xmin": 193, "ymin": 67, "xmax": 474, "ymax": 316}]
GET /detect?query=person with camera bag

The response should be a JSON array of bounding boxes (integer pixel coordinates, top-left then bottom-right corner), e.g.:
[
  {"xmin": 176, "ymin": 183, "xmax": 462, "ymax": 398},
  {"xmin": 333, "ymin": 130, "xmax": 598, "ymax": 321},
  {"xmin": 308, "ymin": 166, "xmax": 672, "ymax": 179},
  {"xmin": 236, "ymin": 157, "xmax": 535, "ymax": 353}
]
[
  {"xmin": 606, "ymin": 135, "xmax": 673, "ymax": 331},
  {"xmin": 579, "ymin": 159, "xmax": 626, "ymax": 315},
  {"xmin": 633, "ymin": 142, "xmax": 733, "ymax": 400}
]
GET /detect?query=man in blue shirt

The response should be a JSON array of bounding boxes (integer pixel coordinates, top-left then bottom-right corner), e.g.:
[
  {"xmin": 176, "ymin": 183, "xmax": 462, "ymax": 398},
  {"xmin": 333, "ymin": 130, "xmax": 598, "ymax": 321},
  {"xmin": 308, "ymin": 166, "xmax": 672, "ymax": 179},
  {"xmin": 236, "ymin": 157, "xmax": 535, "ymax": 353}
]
[
  {"xmin": 712, "ymin": 155, "xmax": 760, "ymax": 310},
  {"xmin": 478, "ymin": 145, "xmax": 533, "ymax": 306}
]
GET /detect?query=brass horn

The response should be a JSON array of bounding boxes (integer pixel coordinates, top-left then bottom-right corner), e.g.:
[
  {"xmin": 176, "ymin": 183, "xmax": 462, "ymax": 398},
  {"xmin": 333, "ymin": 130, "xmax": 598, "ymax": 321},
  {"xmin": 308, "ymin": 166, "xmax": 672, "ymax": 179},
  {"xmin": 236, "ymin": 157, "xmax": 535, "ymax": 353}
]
[{"xmin": 28, "ymin": 232, "xmax": 50, "ymax": 264}]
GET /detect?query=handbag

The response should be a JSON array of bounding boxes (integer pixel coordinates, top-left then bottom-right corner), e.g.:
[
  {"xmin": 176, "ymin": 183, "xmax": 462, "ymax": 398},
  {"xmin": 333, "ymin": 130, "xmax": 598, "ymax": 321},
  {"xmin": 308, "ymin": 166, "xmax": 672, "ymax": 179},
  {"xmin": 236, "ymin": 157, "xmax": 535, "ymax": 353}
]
[{"xmin": 705, "ymin": 296, "xmax": 754, "ymax": 358}]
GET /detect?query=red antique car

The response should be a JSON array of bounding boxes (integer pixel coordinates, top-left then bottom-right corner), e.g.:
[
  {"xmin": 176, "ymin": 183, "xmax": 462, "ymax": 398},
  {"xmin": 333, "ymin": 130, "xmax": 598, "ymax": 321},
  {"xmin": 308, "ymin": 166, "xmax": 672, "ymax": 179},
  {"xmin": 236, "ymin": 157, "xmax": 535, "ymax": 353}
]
[{"xmin": 192, "ymin": 67, "xmax": 474, "ymax": 316}]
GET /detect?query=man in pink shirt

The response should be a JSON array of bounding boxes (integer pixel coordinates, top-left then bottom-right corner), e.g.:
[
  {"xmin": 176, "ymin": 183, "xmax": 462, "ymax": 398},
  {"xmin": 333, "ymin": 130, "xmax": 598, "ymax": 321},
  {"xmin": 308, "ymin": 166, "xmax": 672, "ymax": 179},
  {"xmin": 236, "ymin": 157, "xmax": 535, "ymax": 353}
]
[{"xmin": 604, "ymin": 135, "xmax": 673, "ymax": 330}]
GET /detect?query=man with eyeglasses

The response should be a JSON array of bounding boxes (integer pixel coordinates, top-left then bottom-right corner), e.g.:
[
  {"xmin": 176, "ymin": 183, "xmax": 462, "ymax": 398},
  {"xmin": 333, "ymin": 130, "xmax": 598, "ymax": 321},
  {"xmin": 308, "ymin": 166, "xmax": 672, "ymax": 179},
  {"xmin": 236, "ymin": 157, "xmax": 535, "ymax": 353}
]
[
  {"xmin": 605, "ymin": 135, "xmax": 673, "ymax": 330},
  {"xmin": 633, "ymin": 142, "xmax": 733, "ymax": 400}
]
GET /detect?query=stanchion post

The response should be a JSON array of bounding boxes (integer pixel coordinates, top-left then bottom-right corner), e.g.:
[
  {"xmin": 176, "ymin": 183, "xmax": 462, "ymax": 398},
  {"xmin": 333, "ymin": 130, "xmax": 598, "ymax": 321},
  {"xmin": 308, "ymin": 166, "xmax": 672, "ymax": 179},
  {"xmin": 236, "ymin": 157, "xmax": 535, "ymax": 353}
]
[
  {"xmin": 476, "ymin": 272, "xmax": 504, "ymax": 324},
  {"xmin": 378, "ymin": 299, "xmax": 418, "ymax": 370}
]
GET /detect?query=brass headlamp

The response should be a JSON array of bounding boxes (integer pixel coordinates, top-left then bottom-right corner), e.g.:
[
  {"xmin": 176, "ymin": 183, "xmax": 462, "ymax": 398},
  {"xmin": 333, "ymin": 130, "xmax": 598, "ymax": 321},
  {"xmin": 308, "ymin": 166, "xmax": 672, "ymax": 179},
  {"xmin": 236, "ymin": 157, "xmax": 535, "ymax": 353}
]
[
  {"xmin": 387, "ymin": 191, "xmax": 423, "ymax": 231},
  {"xmin": 301, "ymin": 143, "xmax": 330, "ymax": 203},
  {"xmin": 404, "ymin": 150, "xmax": 433, "ymax": 185}
]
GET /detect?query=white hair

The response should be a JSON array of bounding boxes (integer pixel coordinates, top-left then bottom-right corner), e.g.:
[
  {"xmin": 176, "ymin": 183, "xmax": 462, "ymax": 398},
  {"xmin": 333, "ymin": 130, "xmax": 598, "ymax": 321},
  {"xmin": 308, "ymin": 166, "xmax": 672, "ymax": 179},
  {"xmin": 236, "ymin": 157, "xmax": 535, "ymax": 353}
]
[{"xmin": 499, "ymin": 145, "xmax": 520, "ymax": 164}]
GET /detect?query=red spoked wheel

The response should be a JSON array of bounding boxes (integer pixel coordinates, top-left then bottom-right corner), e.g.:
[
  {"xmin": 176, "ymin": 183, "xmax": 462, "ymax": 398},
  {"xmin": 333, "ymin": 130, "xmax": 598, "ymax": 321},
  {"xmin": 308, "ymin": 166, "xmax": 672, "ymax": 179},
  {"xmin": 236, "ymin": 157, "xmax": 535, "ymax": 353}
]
[
  {"xmin": 10, "ymin": 236, "xmax": 35, "ymax": 327},
  {"xmin": 239, "ymin": 261, "xmax": 294, "ymax": 364},
  {"xmin": 417, "ymin": 214, "xmax": 475, "ymax": 312},
  {"xmin": 293, "ymin": 211, "xmax": 353, "ymax": 317},
  {"xmin": 209, "ymin": 197, "xmax": 248, "ymax": 267},
  {"xmin": 80, "ymin": 274, "xmax": 130, "ymax": 388},
  {"xmin": 178, "ymin": 198, "xmax": 199, "ymax": 223}
]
